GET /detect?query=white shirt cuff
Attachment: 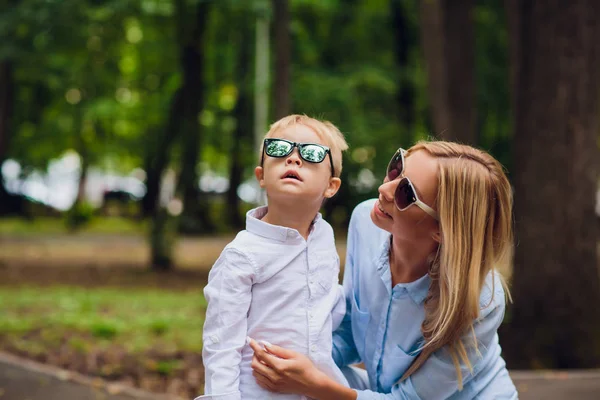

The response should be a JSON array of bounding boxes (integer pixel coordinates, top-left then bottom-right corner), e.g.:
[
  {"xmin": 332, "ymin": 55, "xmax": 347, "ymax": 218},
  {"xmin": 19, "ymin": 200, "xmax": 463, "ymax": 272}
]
[{"xmin": 195, "ymin": 391, "xmax": 241, "ymax": 400}]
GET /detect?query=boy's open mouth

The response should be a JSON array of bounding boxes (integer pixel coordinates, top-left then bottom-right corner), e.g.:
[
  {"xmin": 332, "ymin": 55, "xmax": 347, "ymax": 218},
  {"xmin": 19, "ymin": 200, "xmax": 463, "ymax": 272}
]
[{"xmin": 281, "ymin": 170, "xmax": 303, "ymax": 181}]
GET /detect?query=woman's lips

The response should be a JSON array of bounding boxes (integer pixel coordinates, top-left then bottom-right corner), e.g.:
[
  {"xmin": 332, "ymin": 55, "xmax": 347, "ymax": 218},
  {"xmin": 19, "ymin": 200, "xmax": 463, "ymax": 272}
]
[{"xmin": 374, "ymin": 200, "xmax": 393, "ymax": 219}]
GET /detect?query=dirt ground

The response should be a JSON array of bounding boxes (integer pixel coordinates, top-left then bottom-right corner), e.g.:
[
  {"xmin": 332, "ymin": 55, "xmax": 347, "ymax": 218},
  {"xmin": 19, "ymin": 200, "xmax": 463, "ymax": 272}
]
[{"xmin": 0, "ymin": 234, "xmax": 348, "ymax": 289}]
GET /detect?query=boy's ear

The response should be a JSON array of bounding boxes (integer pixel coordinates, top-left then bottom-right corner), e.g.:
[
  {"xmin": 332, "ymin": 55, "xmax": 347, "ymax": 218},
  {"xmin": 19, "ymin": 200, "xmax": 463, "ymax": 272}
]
[
  {"xmin": 324, "ymin": 177, "xmax": 341, "ymax": 198},
  {"xmin": 254, "ymin": 166, "xmax": 265, "ymax": 188}
]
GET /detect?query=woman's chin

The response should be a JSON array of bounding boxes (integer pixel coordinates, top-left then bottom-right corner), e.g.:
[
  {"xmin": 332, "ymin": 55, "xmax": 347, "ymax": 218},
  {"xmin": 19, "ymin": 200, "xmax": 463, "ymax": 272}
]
[{"xmin": 370, "ymin": 207, "xmax": 392, "ymax": 233}]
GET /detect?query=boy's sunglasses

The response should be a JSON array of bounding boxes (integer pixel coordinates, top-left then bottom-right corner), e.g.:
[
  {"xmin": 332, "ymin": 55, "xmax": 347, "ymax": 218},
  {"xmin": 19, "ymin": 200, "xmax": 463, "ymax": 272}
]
[
  {"xmin": 262, "ymin": 138, "xmax": 335, "ymax": 176},
  {"xmin": 386, "ymin": 148, "xmax": 439, "ymax": 220}
]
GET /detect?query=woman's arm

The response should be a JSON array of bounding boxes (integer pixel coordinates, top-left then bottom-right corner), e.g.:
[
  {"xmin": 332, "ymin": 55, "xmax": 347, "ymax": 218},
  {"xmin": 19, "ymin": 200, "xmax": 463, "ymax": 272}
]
[
  {"xmin": 250, "ymin": 300, "xmax": 506, "ymax": 400},
  {"xmin": 248, "ymin": 339, "xmax": 357, "ymax": 400},
  {"xmin": 332, "ymin": 206, "xmax": 362, "ymax": 367}
]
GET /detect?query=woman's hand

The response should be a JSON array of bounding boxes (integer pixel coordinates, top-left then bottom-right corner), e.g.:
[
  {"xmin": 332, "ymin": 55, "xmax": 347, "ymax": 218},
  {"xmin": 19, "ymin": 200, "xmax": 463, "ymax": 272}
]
[{"xmin": 248, "ymin": 338, "xmax": 328, "ymax": 398}]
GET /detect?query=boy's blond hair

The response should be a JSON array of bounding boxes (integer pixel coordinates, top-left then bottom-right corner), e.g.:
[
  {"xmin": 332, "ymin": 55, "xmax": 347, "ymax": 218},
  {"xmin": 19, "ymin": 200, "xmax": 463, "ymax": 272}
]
[{"xmin": 260, "ymin": 114, "xmax": 349, "ymax": 177}]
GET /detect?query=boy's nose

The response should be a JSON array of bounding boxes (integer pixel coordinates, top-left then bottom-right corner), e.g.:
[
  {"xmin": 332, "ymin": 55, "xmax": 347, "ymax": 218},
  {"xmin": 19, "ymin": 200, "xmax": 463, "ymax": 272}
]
[{"xmin": 286, "ymin": 152, "xmax": 302, "ymax": 166}]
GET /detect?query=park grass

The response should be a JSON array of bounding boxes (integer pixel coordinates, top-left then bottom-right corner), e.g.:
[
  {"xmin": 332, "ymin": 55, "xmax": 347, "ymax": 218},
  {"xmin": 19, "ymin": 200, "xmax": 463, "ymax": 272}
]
[
  {"xmin": 0, "ymin": 286, "xmax": 205, "ymax": 353},
  {"xmin": 0, "ymin": 285, "xmax": 207, "ymax": 396},
  {"xmin": 0, "ymin": 216, "xmax": 147, "ymax": 235}
]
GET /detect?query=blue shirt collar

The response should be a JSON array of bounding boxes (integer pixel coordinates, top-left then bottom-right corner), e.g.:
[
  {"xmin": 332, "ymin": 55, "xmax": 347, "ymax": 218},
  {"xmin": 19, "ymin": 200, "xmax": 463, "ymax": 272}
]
[
  {"xmin": 376, "ymin": 234, "xmax": 431, "ymax": 305},
  {"xmin": 245, "ymin": 206, "xmax": 322, "ymax": 243}
]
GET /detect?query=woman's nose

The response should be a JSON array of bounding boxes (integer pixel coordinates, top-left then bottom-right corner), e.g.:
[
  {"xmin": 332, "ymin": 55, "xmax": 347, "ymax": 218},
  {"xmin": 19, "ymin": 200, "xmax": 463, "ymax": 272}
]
[{"xmin": 378, "ymin": 179, "xmax": 396, "ymax": 202}]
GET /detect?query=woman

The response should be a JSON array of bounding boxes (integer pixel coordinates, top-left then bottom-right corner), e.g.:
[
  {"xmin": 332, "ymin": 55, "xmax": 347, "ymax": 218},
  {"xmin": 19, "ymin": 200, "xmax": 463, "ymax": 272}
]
[{"xmin": 249, "ymin": 141, "xmax": 517, "ymax": 399}]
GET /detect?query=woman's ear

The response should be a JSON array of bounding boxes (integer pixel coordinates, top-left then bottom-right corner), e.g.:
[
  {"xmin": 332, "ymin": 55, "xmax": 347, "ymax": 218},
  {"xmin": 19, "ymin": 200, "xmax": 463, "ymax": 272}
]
[
  {"xmin": 254, "ymin": 166, "xmax": 265, "ymax": 188},
  {"xmin": 324, "ymin": 177, "xmax": 342, "ymax": 198},
  {"xmin": 432, "ymin": 230, "xmax": 442, "ymax": 243}
]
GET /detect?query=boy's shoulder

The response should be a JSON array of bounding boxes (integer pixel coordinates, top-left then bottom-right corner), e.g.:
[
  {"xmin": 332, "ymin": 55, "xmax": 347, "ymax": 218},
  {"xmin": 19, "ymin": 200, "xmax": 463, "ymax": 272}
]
[{"xmin": 221, "ymin": 228, "xmax": 259, "ymax": 253}]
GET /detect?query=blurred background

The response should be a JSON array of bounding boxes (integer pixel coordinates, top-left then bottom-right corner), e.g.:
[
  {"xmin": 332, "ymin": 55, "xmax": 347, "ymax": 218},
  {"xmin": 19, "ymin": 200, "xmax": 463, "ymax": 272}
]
[{"xmin": 0, "ymin": 0, "xmax": 599, "ymax": 398}]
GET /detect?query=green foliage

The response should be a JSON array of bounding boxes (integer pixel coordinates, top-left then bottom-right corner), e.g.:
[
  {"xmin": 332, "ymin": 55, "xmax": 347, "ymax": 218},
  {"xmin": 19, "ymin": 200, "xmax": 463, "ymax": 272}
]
[{"xmin": 2, "ymin": 0, "xmax": 516, "ymax": 232}]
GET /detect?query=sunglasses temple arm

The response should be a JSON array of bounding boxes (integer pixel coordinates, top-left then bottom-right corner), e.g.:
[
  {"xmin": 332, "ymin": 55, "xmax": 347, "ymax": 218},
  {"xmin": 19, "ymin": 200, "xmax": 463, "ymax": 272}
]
[
  {"xmin": 328, "ymin": 151, "xmax": 335, "ymax": 177},
  {"xmin": 417, "ymin": 201, "xmax": 439, "ymax": 220}
]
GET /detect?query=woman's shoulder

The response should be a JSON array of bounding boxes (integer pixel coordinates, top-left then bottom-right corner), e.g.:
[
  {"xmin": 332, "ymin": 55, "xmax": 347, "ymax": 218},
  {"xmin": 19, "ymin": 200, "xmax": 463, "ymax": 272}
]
[
  {"xmin": 479, "ymin": 270, "xmax": 508, "ymax": 314},
  {"xmin": 346, "ymin": 200, "xmax": 389, "ymax": 265},
  {"xmin": 349, "ymin": 199, "xmax": 377, "ymax": 229},
  {"xmin": 349, "ymin": 199, "xmax": 386, "ymax": 238},
  {"xmin": 351, "ymin": 198, "xmax": 377, "ymax": 217}
]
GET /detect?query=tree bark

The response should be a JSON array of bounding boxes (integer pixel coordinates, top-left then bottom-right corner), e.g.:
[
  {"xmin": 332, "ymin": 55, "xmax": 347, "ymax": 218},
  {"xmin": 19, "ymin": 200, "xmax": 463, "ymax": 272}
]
[
  {"xmin": 150, "ymin": 1, "xmax": 211, "ymax": 270},
  {"xmin": 142, "ymin": 90, "xmax": 184, "ymax": 218},
  {"xmin": 227, "ymin": 16, "xmax": 253, "ymax": 229},
  {"xmin": 0, "ymin": 61, "xmax": 13, "ymax": 215},
  {"xmin": 0, "ymin": 61, "xmax": 12, "ymax": 163},
  {"xmin": 391, "ymin": 0, "xmax": 416, "ymax": 138},
  {"xmin": 273, "ymin": 0, "xmax": 291, "ymax": 119},
  {"xmin": 419, "ymin": 0, "xmax": 476, "ymax": 144},
  {"xmin": 177, "ymin": 0, "xmax": 212, "ymax": 232},
  {"xmin": 506, "ymin": 0, "xmax": 600, "ymax": 368}
]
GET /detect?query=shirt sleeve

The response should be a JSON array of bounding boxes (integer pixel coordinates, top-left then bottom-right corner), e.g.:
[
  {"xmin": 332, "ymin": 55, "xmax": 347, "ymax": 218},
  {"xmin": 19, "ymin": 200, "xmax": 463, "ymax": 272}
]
[
  {"xmin": 353, "ymin": 300, "xmax": 506, "ymax": 400},
  {"xmin": 332, "ymin": 207, "xmax": 361, "ymax": 367},
  {"xmin": 331, "ymin": 284, "xmax": 346, "ymax": 331},
  {"xmin": 199, "ymin": 248, "xmax": 256, "ymax": 400}
]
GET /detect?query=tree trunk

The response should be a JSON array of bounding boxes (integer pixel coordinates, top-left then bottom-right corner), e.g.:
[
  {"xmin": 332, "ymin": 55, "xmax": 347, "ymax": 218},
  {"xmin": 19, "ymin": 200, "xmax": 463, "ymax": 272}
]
[
  {"xmin": 273, "ymin": 0, "xmax": 291, "ymax": 119},
  {"xmin": 391, "ymin": 0, "xmax": 416, "ymax": 139},
  {"xmin": 150, "ymin": 0, "xmax": 211, "ymax": 270},
  {"xmin": 506, "ymin": 0, "xmax": 600, "ymax": 369},
  {"xmin": 419, "ymin": 0, "xmax": 476, "ymax": 144},
  {"xmin": 0, "ymin": 61, "xmax": 12, "ymax": 163},
  {"xmin": 177, "ymin": 1, "xmax": 213, "ymax": 234},
  {"xmin": 0, "ymin": 61, "xmax": 13, "ymax": 214},
  {"xmin": 227, "ymin": 16, "xmax": 253, "ymax": 229},
  {"xmin": 142, "ymin": 92, "xmax": 183, "ymax": 218}
]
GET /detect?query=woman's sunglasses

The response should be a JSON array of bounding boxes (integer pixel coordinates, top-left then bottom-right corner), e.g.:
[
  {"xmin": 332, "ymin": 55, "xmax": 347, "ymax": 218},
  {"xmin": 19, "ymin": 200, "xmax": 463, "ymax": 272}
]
[
  {"xmin": 386, "ymin": 148, "xmax": 439, "ymax": 220},
  {"xmin": 262, "ymin": 138, "xmax": 335, "ymax": 176}
]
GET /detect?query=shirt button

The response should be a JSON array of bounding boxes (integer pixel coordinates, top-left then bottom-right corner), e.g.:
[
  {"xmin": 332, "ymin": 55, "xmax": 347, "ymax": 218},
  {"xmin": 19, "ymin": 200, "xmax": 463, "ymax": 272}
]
[
  {"xmin": 311, "ymin": 345, "xmax": 317, "ymax": 352},
  {"xmin": 309, "ymin": 280, "xmax": 314, "ymax": 285},
  {"xmin": 309, "ymin": 313, "xmax": 314, "ymax": 319}
]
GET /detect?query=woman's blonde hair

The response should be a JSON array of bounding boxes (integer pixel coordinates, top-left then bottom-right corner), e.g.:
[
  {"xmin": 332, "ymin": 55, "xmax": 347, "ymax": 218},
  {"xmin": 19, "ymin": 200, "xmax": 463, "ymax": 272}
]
[
  {"xmin": 261, "ymin": 114, "xmax": 348, "ymax": 177},
  {"xmin": 401, "ymin": 141, "xmax": 513, "ymax": 389}
]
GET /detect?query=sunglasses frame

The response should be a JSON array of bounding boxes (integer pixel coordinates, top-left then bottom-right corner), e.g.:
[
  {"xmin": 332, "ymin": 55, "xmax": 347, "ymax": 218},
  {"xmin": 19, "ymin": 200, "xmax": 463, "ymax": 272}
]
[
  {"xmin": 261, "ymin": 138, "xmax": 335, "ymax": 177},
  {"xmin": 387, "ymin": 148, "xmax": 439, "ymax": 221}
]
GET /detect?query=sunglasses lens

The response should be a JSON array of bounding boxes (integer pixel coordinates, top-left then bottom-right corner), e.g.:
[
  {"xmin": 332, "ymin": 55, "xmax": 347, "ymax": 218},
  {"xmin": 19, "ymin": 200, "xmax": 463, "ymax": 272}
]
[
  {"xmin": 395, "ymin": 178, "xmax": 416, "ymax": 210},
  {"xmin": 387, "ymin": 150, "xmax": 403, "ymax": 181},
  {"xmin": 299, "ymin": 144, "xmax": 327, "ymax": 163},
  {"xmin": 266, "ymin": 140, "xmax": 292, "ymax": 157}
]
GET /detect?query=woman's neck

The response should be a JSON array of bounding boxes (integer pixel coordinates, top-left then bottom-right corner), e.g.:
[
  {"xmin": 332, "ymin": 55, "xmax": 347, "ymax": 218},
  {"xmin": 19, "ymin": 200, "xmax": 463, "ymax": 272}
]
[
  {"xmin": 261, "ymin": 202, "xmax": 319, "ymax": 240},
  {"xmin": 389, "ymin": 235, "xmax": 436, "ymax": 285}
]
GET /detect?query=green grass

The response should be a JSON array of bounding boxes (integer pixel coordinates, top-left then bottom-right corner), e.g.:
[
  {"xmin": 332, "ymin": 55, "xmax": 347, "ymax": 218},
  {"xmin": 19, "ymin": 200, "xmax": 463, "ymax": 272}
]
[
  {"xmin": 0, "ymin": 286, "xmax": 206, "ymax": 353},
  {"xmin": 0, "ymin": 217, "xmax": 147, "ymax": 235}
]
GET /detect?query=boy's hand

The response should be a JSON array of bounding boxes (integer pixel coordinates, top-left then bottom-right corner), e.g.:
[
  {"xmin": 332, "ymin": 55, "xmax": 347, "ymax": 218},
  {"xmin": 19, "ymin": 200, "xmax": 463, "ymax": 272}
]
[{"xmin": 247, "ymin": 338, "xmax": 327, "ymax": 397}]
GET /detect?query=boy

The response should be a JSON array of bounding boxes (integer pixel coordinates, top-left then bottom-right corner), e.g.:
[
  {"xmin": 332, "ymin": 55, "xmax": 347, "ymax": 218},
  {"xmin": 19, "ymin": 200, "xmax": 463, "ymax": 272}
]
[{"xmin": 198, "ymin": 115, "xmax": 349, "ymax": 400}]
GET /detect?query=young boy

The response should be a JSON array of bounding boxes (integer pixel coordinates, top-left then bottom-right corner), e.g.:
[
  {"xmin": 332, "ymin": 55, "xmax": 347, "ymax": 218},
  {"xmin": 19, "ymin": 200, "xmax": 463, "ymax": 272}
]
[{"xmin": 198, "ymin": 115, "xmax": 349, "ymax": 400}]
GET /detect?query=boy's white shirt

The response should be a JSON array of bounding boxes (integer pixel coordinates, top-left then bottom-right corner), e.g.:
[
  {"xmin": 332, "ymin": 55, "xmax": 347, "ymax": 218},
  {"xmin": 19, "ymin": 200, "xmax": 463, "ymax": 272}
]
[{"xmin": 197, "ymin": 206, "xmax": 347, "ymax": 400}]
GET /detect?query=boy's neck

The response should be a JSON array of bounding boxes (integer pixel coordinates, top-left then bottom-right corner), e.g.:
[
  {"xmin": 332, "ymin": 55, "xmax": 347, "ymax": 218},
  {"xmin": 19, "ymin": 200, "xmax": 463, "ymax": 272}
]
[{"xmin": 261, "ymin": 202, "xmax": 320, "ymax": 240}]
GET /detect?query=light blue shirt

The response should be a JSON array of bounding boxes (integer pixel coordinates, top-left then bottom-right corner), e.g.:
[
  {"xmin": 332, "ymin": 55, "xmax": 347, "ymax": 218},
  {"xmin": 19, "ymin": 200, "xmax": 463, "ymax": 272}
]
[
  {"xmin": 332, "ymin": 199, "xmax": 518, "ymax": 399},
  {"xmin": 199, "ymin": 206, "xmax": 347, "ymax": 400}
]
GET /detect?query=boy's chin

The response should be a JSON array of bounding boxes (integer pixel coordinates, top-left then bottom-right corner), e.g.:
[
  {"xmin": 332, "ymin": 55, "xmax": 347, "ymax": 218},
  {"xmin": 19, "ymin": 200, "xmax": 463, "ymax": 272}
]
[{"xmin": 267, "ymin": 189, "xmax": 323, "ymax": 205}]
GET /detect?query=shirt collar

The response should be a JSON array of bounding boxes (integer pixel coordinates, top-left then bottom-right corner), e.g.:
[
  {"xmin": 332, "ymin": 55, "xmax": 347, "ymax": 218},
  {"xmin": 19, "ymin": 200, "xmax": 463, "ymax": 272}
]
[
  {"xmin": 376, "ymin": 234, "xmax": 431, "ymax": 305},
  {"xmin": 245, "ymin": 206, "xmax": 321, "ymax": 242}
]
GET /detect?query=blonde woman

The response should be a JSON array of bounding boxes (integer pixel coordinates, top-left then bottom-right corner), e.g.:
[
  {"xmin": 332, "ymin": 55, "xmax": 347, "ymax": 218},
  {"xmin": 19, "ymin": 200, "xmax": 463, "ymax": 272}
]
[{"xmin": 248, "ymin": 141, "xmax": 518, "ymax": 399}]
